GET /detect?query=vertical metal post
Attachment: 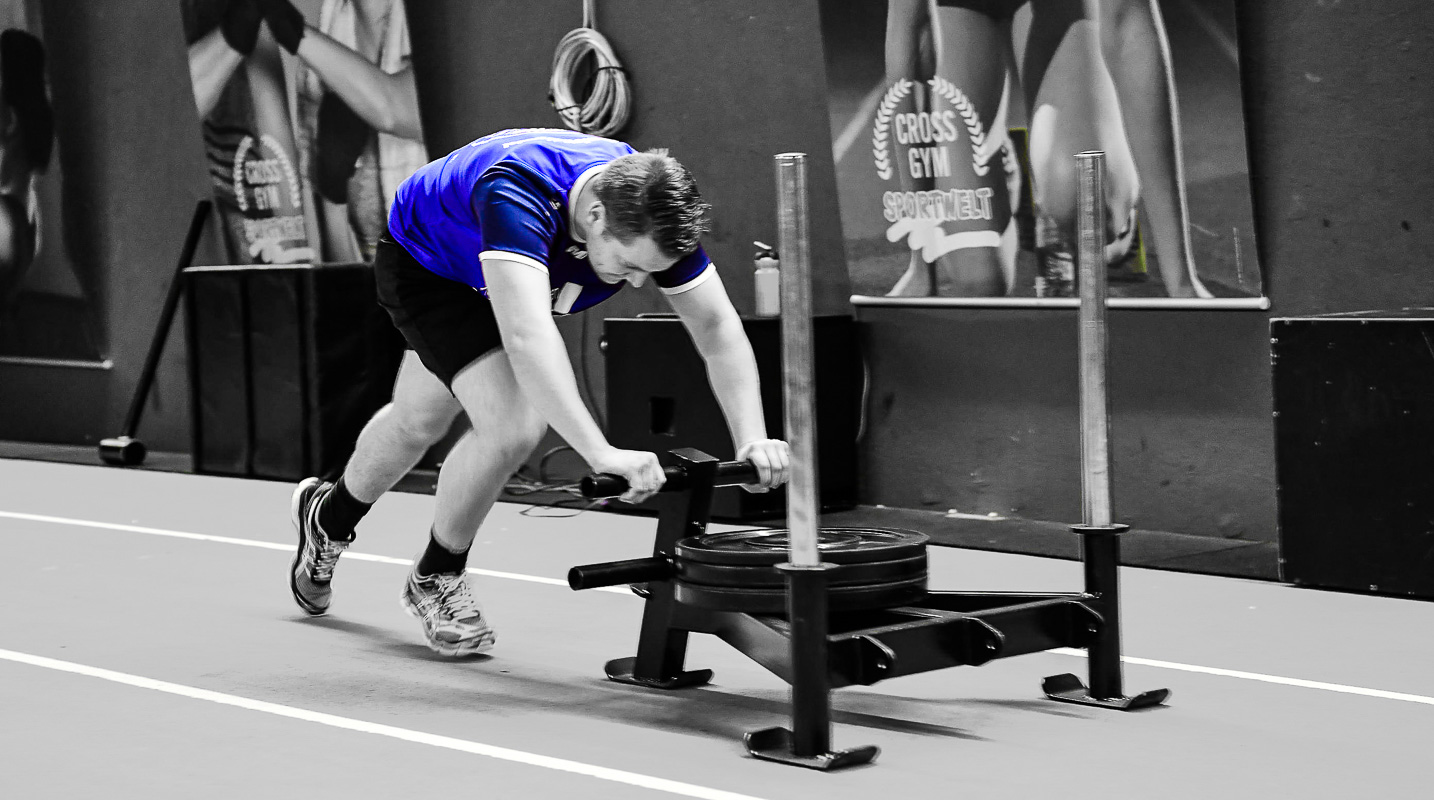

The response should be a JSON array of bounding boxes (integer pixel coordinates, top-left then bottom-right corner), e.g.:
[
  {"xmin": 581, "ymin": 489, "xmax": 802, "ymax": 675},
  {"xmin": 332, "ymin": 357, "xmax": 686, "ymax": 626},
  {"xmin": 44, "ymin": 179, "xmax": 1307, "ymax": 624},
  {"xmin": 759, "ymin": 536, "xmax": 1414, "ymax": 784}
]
[
  {"xmin": 602, "ymin": 450, "xmax": 717, "ymax": 690},
  {"xmin": 747, "ymin": 154, "xmax": 876, "ymax": 770},
  {"xmin": 1076, "ymin": 152, "xmax": 1122, "ymax": 698},
  {"xmin": 629, "ymin": 454, "xmax": 716, "ymax": 683},
  {"xmin": 1076, "ymin": 151, "xmax": 1112, "ymax": 528},
  {"xmin": 775, "ymin": 152, "xmax": 826, "ymax": 756},
  {"xmin": 1046, "ymin": 151, "xmax": 1169, "ymax": 715},
  {"xmin": 1080, "ymin": 523, "xmax": 1126, "ymax": 698},
  {"xmin": 775, "ymin": 153, "xmax": 820, "ymax": 567}
]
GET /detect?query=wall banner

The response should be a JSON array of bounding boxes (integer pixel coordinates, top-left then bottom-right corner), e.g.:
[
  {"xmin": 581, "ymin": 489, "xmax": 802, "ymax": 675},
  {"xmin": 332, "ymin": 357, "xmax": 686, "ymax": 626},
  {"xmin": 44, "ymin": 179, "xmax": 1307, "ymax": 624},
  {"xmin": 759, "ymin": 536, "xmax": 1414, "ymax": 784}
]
[
  {"xmin": 820, "ymin": 0, "xmax": 1263, "ymax": 306},
  {"xmin": 0, "ymin": 1, "xmax": 106, "ymax": 361},
  {"xmin": 179, "ymin": 0, "xmax": 426, "ymax": 267}
]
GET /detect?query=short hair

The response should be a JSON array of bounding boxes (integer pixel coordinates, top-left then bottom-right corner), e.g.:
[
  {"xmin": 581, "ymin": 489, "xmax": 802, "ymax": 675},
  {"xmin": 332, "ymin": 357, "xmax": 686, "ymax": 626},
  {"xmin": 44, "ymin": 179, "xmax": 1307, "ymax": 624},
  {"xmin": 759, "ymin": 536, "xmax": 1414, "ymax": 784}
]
[{"xmin": 593, "ymin": 149, "xmax": 711, "ymax": 259}]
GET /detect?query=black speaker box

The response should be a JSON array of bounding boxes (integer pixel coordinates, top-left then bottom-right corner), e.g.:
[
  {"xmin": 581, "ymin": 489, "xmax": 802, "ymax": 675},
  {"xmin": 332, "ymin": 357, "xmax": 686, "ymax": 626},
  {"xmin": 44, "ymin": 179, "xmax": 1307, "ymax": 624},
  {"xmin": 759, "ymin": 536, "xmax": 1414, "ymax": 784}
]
[
  {"xmin": 1271, "ymin": 310, "xmax": 1434, "ymax": 599},
  {"xmin": 184, "ymin": 263, "xmax": 404, "ymax": 481},
  {"xmin": 602, "ymin": 314, "xmax": 860, "ymax": 521}
]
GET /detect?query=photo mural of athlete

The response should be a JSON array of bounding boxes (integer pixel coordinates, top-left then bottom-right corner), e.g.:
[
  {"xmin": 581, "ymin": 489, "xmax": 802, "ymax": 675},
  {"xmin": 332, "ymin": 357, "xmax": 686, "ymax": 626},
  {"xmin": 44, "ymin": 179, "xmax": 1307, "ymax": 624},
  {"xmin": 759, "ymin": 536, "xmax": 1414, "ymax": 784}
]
[
  {"xmin": 874, "ymin": 0, "xmax": 1214, "ymax": 299},
  {"xmin": 1013, "ymin": 0, "xmax": 1142, "ymax": 296},
  {"xmin": 287, "ymin": 129, "xmax": 791, "ymax": 656},
  {"xmin": 1012, "ymin": 0, "xmax": 1208, "ymax": 297},
  {"xmin": 268, "ymin": 0, "xmax": 428, "ymax": 264},
  {"xmin": 882, "ymin": 0, "xmax": 1020, "ymax": 297},
  {"xmin": 0, "ymin": 5, "xmax": 105, "ymax": 360},
  {"xmin": 1090, "ymin": 0, "xmax": 1210, "ymax": 298},
  {"xmin": 183, "ymin": 0, "xmax": 315, "ymax": 265}
]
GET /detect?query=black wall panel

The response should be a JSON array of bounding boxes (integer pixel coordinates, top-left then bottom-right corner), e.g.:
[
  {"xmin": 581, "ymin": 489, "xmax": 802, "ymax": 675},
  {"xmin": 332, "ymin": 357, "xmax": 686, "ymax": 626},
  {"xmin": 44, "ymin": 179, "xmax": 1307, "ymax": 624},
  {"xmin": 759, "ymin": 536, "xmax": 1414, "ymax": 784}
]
[
  {"xmin": 1272, "ymin": 312, "xmax": 1434, "ymax": 599},
  {"xmin": 186, "ymin": 265, "xmax": 403, "ymax": 481}
]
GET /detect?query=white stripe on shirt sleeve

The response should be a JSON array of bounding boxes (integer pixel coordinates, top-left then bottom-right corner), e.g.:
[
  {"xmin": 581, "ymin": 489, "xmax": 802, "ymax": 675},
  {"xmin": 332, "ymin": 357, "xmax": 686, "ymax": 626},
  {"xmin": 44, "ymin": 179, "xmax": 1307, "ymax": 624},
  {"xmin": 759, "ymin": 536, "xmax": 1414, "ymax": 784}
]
[
  {"xmin": 659, "ymin": 263, "xmax": 716, "ymax": 296},
  {"xmin": 479, "ymin": 251, "xmax": 549, "ymax": 274}
]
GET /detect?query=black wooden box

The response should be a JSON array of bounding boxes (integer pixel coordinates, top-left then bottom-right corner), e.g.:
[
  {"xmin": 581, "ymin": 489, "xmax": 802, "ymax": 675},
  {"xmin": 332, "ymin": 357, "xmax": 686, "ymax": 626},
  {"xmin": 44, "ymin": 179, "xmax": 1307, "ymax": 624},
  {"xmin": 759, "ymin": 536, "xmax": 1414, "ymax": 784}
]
[
  {"xmin": 1271, "ymin": 310, "xmax": 1434, "ymax": 599},
  {"xmin": 184, "ymin": 263, "xmax": 404, "ymax": 481},
  {"xmin": 603, "ymin": 314, "xmax": 860, "ymax": 521}
]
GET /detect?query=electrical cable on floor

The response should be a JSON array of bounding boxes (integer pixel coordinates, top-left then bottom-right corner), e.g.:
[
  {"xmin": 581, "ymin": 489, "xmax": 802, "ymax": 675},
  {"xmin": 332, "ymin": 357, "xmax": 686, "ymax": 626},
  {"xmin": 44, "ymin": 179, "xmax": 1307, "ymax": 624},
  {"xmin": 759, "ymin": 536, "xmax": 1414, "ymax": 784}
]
[
  {"xmin": 549, "ymin": 0, "xmax": 631, "ymax": 137},
  {"xmin": 503, "ymin": 445, "xmax": 606, "ymax": 517}
]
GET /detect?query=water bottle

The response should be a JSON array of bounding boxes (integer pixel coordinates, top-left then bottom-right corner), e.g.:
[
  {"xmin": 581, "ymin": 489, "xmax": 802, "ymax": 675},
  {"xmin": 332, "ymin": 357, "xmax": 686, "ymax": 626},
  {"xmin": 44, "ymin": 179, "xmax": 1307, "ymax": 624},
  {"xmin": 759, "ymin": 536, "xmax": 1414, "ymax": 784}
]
[{"xmin": 753, "ymin": 241, "xmax": 780, "ymax": 317}]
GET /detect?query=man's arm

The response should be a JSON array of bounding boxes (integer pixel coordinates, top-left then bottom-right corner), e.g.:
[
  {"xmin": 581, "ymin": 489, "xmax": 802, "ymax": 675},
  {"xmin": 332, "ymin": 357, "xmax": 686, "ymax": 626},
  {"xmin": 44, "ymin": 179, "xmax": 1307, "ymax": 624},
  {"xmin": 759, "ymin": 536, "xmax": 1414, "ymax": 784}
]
[
  {"xmin": 664, "ymin": 271, "xmax": 790, "ymax": 490},
  {"xmin": 483, "ymin": 259, "xmax": 666, "ymax": 500}
]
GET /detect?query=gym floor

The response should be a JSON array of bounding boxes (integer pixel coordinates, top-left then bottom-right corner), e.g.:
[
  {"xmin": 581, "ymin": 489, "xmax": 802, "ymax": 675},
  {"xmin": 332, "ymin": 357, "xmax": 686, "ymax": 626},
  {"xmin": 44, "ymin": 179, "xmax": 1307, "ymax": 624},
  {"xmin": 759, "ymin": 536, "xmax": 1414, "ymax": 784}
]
[{"xmin": 1, "ymin": 458, "xmax": 1427, "ymax": 799}]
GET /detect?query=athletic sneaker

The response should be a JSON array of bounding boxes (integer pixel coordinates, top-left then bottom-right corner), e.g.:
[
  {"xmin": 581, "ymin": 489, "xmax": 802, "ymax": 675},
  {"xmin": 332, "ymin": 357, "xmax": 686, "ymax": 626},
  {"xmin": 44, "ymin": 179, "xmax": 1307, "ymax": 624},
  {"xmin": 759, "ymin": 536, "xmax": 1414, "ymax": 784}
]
[
  {"xmin": 289, "ymin": 477, "xmax": 351, "ymax": 616},
  {"xmin": 401, "ymin": 568, "xmax": 497, "ymax": 656}
]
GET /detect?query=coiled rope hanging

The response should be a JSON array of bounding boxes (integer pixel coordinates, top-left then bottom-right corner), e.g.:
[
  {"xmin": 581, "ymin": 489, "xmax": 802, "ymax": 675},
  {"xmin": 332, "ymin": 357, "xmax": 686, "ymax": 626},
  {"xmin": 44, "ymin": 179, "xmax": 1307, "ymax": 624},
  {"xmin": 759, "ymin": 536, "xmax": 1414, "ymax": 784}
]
[{"xmin": 549, "ymin": 0, "xmax": 631, "ymax": 137}]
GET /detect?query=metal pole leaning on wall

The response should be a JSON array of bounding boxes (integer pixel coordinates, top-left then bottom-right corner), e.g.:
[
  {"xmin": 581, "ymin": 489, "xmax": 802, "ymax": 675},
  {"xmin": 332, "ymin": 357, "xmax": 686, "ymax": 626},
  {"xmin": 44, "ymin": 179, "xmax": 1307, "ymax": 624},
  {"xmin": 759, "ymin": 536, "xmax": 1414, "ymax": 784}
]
[
  {"xmin": 99, "ymin": 199, "xmax": 213, "ymax": 467},
  {"xmin": 746, "ymin": 153, "xmax": 878, "ymax": 770}
]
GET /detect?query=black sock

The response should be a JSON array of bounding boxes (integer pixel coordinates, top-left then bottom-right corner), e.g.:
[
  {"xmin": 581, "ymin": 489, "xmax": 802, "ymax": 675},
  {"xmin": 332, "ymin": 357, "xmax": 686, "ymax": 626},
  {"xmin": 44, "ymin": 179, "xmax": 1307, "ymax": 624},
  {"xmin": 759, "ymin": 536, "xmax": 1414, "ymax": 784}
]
[
  {"xmin": 416, "ymin": 529, "xmax": 470, "ymax": 577},
  {"xmin": 317, "ymin": 475, "xmax": 372, "ymax": 542}
]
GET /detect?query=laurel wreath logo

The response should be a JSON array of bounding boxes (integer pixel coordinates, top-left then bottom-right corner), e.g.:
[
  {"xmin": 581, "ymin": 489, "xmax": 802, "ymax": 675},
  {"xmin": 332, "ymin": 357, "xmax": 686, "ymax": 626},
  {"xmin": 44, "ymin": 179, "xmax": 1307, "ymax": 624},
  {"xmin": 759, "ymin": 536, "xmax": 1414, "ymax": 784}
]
[
  {"xmin": 233, "ymin": 135, "xmax": 254, "ymax": 213},
  {"xmin": 871, "ymin": 79, "xmax": 913, "ymax": 181},
  {"xmin": 928, "ymin": 77, "xmax": 995, "ymax": 177},
  {"xmin": 232, "ymin": 134, "xmax": 304, "ymax": 213}
]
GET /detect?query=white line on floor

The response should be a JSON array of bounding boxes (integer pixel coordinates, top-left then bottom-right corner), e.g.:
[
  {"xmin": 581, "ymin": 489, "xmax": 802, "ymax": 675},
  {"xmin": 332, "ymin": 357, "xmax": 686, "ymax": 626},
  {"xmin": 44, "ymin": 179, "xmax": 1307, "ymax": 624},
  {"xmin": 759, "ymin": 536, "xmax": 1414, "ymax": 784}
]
[
  {"xmin": 0, "ymin": 648, "xmax": 770, "ymax": 800},
  {"xmin": 1050, "ymin": 648, "xmax": 1434, "ymax": 706},
  {"xmin": 0, "ymin": 510, "xmax": 625, "ymax": 594},
  {"xmin": 5, "ymin": 510, "xmax": 1432, "ymax": 708}
]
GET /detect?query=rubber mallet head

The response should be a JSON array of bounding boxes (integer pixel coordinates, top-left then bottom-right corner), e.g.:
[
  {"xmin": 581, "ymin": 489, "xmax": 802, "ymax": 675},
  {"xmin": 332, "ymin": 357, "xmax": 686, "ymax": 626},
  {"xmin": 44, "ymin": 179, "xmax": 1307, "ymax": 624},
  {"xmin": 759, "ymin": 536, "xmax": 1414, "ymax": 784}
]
[{"xmin": 98, "ymin": 436, "xmax": 147, "ymax": 466}]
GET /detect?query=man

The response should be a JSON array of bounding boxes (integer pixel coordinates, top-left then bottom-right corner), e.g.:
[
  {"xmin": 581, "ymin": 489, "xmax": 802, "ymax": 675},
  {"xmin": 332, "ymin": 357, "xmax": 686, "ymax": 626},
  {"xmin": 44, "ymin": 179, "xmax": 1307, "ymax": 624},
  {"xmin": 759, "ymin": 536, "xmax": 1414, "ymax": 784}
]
[{"xmin": 288, "ymin": 127, "xmax": 791, "ymax": 656}]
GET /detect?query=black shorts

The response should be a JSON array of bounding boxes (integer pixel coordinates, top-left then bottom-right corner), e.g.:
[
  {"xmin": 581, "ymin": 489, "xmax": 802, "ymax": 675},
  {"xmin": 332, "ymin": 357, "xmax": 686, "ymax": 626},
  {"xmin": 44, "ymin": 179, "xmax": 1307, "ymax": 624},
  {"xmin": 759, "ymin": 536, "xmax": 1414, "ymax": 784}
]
[{"xmin": 373, "ymin": 233, "xmax": 503, "ymax": 388}]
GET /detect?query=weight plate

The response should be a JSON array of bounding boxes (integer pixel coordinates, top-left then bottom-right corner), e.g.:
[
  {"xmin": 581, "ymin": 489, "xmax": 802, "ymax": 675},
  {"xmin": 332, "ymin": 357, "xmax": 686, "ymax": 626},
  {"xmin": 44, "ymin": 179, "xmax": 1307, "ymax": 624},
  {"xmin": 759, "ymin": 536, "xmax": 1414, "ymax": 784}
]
[
  {"xmin": 674, "ymin": 573, "xmax": 928, "ymax": 614},
  {"xmin": 676, "ymin": 527, "xmax": 928, "ymax": 567},
  {"xmin": 677, "ymin": 554, "xmax": 927, "ymax": 590}
]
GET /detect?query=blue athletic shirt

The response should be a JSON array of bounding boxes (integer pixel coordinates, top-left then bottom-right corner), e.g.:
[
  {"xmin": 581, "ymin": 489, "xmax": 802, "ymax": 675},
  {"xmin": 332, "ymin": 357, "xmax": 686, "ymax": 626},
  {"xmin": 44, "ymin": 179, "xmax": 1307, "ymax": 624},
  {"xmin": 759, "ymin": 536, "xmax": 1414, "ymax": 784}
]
[{"xmin": 388, "ymin": 128, "xmax": 713, "ymax": 315}]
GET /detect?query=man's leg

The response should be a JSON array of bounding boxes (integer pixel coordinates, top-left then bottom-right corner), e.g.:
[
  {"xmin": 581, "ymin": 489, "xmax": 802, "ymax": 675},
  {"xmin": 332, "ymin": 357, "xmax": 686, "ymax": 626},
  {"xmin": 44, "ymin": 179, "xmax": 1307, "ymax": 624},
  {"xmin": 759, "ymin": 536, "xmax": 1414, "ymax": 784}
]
[
  {"xmin": 433, "ymin": 351, "xmax": 549, "ymax": 551},
  {"xmin": 400, "ymin": 349, "xmax": 549, "ymax": 656},
  {"xmin": 289, "ymin": 350, "xmax": 462, "ymax": 616},
  {"xmin": 342, "ymin": 350, "xmax": 464, "ymax": 506}
]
